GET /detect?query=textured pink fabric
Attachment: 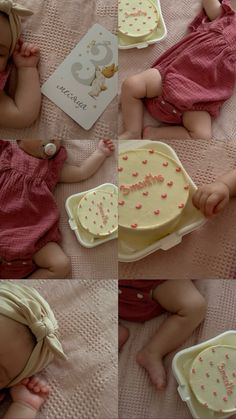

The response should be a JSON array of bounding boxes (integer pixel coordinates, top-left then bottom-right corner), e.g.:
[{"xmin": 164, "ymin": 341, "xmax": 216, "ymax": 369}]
[
  {"xmin": 145, "ymin": 0, "xmax": 236, "ymax": 123},
  {"xmin": 119, "ymin": 280, "xmax": 165, "ymax": 322},
  {"xmin": 0, "ymin": 140, "xmax": 67, "ymax": 275}
]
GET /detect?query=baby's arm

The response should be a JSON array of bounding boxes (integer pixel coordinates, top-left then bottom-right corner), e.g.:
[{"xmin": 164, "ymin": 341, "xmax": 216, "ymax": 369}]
[
  {"xmin": 3, "ymin": 377, "xmax": 49, "ymax": 419},
  {"xmin": 192, "ymin": 169, "xmax": 236, "ymax": 217},
  {"xmin": 0, "ymin": 42, "xmax": 41, "ymax": 129},
  {"xmin": 202, "ymin": 0, "xmax": 222, "ymax": 20},
  {"xmin": 59, "ymin": 139, "xmax": 115, "ymax": 183}
]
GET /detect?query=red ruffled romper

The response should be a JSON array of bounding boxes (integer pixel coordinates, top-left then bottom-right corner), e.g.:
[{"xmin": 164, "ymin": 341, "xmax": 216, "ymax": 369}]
[
  {"xmin": 0, "ymin": 140, "xmax": 67, "ymax": 279},
  {"xmin": 145, "ymin": 0, "xmax": 236, "ymax": 124},
  {"xmin": 119, "ymin": 280, "xmax": 166, "ymax": 322}
]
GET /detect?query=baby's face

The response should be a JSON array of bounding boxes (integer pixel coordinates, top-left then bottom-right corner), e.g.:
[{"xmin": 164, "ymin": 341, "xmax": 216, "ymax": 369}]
[
  {"xmin": 0, "ymin": 315, "xmax": 34, "ymax": 389},
  {"xmin": 0, "ymin": 14, "xmax": 12, "ymax": 72},
  {"xmin": 17, "ymin": 139, "xmax": 62, "ymax": 159}
]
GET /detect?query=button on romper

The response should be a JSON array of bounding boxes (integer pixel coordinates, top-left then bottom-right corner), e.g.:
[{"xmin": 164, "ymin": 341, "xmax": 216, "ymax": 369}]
[
  {"xmin": 145, "ymin": 0, "xmax": 236, "ymax": 124},
  {"xmin": 0, "ymin": 140, "xmax": 67, "ymax": 279}
]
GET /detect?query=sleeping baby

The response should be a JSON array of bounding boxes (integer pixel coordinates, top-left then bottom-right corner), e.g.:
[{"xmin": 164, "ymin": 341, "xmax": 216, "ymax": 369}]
[
  {"xmin": 0, "ymin": 0, "xmax": 41, "ymax": 128},
  {"xmin": 0, "ymin": 281, "xmax": 66, "ymax": 419},
  {"xmin": 119, "ymin": 280, "xmax": 206, "ymax": 390},
  {"xmin": 0, "ymin": 139, "xmax": 115, "ymax": 279}
]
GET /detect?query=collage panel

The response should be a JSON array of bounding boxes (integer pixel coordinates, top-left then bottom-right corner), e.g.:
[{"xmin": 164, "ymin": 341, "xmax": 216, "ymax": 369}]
[
  {"xmin": 0, "ymin": 0, "xmax": 118, "ymax": 140},
  {"xmin": 0, "ymin": 139, "xmax": 118, "ymax": 280},
  {"xmin": 0, "ymin": 279, "xmax": 117, "ymax": 419},
  {"xmin": 118, "ymin": 138, "xmax": 236, "ymax": 279},
  {"xmin": 118, "ymin": 0, "xmax": 236, "ymax": 141},
  {"xmin": 119, "ymin": 279, "xmax": 236, "ymax": 419}
]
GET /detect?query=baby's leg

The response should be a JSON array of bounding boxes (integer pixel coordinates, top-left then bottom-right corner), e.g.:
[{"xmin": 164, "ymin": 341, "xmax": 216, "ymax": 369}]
[
  {"xmin": 120, "ymin": 69, "xmax": 162, "ymax": 139},
  {"xmin": 143, "ymin": 110, "xmax": 212, "ymax": 140},
  {"xmin": 119, "ymin": 323, "xmax": 130, "ymax": 351},
  {"xmin": 136, "ymin": 280, "xmax": 206, "ymax": 390},
  {"xmin": 30, "ymin": 242, "xmax": 71, "ymax": 279}
]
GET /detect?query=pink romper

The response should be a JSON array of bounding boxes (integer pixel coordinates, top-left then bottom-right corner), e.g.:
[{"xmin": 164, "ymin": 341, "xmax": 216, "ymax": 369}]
[
  {"xmin": 119, "ymin": 280, "xmax": 165, "ymax": 322},
  {"xmin": 0, "ymin": 140, "xmax": 67, "ymax": 279},
  {"xmin": 145, "ymin": 0, "xmax": 236, "ymax": 124}
]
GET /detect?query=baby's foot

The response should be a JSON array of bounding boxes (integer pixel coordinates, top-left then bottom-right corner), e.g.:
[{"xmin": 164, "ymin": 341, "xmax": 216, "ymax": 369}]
[
  {"xmin": 119, "ymin": 324, "xmax": 129, "ymax": 351},
  {"xmin": 142, "ymin": 125, "xmax": 157, "ymax": 139},
  {"xmin": 119, "ymin": 131, "xmax": 141, "ymax": 140},
  {"xmin": 136, "ymin": 348, "xmax": 166, "ymax": 390}
]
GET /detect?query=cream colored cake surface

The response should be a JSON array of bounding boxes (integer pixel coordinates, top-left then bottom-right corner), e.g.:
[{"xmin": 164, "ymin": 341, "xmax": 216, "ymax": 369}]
[
  {"xmin": 118, "ymin": 149, "xmax": 189, "ymax": 232},
  {"xmin": 118, "ymin": 0, "xmax": 159, "ymax": 38},
  {"xmin": 77, "ymin": 190, "xmax": 118, "ymax": 237},
  {"xmin": 189, "ymin": 345, "xmax": 236, "ymax": 413}
]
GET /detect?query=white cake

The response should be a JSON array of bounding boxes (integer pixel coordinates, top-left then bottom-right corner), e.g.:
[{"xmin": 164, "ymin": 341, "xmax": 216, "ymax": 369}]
[
  {"xmin": 118, "ymin": 0, "xmax": 159, "ymax": 39},
  {"xmin": 118, "ymin": 148, "xmax": 189, "ymax": 243},
  {"xmin": 189, "ymin": 345, "xmax": 236, "ymax": 413},
  {"xmin": 77, "ymin": 190, "xmax": 118, "ymax": 237}
]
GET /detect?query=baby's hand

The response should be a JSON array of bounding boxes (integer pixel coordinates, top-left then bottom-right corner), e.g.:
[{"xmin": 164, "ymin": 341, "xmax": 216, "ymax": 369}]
[
  {"xmin": 10, "ymin": 376, "xmax": 49, "ymax": 412},
  {"xmin": 13, "ymin": 41, "xmax": 40, "ymax": 68},
  {"xmin": 192, "ymin": 181, "xmax": 230, "ymax": 217},
  {"xmin": 98, "ymin": 139, "xmax": 115, "ymax": 157}
]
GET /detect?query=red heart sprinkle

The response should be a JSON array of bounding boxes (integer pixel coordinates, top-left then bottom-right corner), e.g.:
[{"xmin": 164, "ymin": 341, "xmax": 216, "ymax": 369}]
[
  {"xmin": 142, "ymin": 160, "xmax": 147, "ymax": 164},
  {"xmin": 131, "ymin": 223, "xmax": 138, "ymax": 228},
  {"xmin": 122, "ymin": 155, "xmax": 128, "ymax": 160},
  {"xmin": 135, "ymin": 203, "xmax": 142, "ymax": 209},
  {"xmin": 132, "ymin": 171, "xmax": 138, "ymax": 177},
  {"xmin": 176, "ymin": 167, "xmax": 181, "ymax": 172},
  {"xmin": 178, "ymin": 203, "xmax": 184, "ymax": 208},
  {"xmin": 167, "ymin": 181, "xmax": 173, "ymax": 187},
  {"xmin": 154, "ymin": 209, "xmax": 160, "ymax": 215},
  {"xmin": 119, "ymin": 200, "xmax": 125, "ymax": 206},
  {"xmin": 143, "ymin": 191, "xmax": 149, "ymax": 196},
  {"xmin": 161, "ymin": 193, "xmax": 167, "ymax": 199},
  {"xmin": 184, "ymin": 185, "xmax": 189, "ymax": 190},
  {"xmin": 118, "ymin": 167, "xmax": 123, "ymax": 172},
  {"xmin": 149, "ymin": 149, "xmax": 154, "ymax": 154},
  {"xmin": 163, "ymin": 162, "xmax": 168, "ymax": 167}
]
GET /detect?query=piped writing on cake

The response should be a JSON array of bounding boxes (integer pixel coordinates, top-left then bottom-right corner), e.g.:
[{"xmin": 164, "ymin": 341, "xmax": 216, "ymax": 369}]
[
  {"xmin": 218, "ymin": 363, "xmax": 234, "ymax": 395},
  {"xmin": 97, "ymin": 203, "xmax": 109, "ymax": 226},
  {"xmin": 125, "ymin": 10, "xmax": 147, "ymax": 18},
  {"xmin": 120, "ymin": 173, "xmax": 165, "ymax": 195}
]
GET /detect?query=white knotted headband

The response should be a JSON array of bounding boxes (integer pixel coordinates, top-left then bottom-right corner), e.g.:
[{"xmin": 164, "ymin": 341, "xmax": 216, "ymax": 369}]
[
  {"xmin": 0, "ymin": 0, "xmax": 33, "ymax": 55},
  {"xmin": 0, "ymin": 282, "xmax": 66, "ymax": 387}
]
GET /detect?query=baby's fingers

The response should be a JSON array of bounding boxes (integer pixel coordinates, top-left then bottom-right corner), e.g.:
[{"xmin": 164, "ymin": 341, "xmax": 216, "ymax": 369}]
[
  {"xmin": 204, "ymin": 193, "xmax": 222, "ymax": 217},
  {"xmin": 192, "ymin": 188, "xmax": 203, "ymax": 209},
  {"xmin": 214, "ymin": 196, "xmax": 229, "ymax": 214}
]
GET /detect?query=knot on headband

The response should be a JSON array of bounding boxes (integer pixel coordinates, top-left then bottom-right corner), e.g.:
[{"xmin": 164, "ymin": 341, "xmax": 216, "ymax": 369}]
[
  {"xmin": 0, "ymin": 0, "xmax": 32, "ymax": 16},
  {"xmin": 30, "ymin": 317, "xmax": 56, "ymax": 342},
  {"xmin": 0, "ymin": 282, "xmax": 67, "ymax": 387},
  {"xmin": 0, "ymin": 0, "xmax": 33, "ymax": 55}
]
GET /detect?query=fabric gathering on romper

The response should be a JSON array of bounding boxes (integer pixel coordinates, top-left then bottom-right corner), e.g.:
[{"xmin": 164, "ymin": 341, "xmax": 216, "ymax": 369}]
[
  {"xmin": 145, "ymin": 0, "xmax": 236, "ymax": 123},
  {"xmin": 0, "ymin": 140, "xmax": 67, "ymax": 279}
]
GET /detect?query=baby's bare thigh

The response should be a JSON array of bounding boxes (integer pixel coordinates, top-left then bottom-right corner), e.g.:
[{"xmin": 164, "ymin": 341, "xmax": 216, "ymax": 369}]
[
  {"xmin": 33, "ymin": 242, "xmax": 67, "ymax": 268},
  {"xmin": 152, "ymin": 280, "xmax": 203, "ymax": 312},
  {"xmin": 124, "ymin": 68, "xmax": 162, "ymax": 98}
]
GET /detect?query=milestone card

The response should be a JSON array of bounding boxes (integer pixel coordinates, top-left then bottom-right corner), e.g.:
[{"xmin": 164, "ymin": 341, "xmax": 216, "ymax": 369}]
[{"xmin": 41, "ymin": 24, "xmax": 118, "ymax": 130}]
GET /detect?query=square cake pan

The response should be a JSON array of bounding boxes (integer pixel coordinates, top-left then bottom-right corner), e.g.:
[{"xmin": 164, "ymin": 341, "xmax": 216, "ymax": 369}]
[
  {"xmin": 65, "ymin": 183, "xmax": 118, "ymax": 248},
  {"xmin": 118, "ymin": 140, "xmax": 206, "ymax": 262}
]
